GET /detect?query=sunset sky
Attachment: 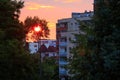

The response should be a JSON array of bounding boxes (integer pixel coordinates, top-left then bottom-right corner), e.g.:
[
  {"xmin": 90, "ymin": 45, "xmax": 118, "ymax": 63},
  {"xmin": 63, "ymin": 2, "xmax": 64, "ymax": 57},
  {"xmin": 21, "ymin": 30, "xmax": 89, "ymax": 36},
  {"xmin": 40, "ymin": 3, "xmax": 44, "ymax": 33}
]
[{"xmin": 20, "ymin": 0, "xmax": 93, "ymax": 40}]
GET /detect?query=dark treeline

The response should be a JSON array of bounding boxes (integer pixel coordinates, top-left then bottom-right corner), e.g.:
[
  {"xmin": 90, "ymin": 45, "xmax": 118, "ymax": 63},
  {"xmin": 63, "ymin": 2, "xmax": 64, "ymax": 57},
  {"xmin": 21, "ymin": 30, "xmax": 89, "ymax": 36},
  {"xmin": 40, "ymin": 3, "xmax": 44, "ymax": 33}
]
[
  {"xmin": 68, "ymin": 0, "xmax": 120, "ymax": 80},
  {"xmin": 0, "ymin": 0, "xmax": 58, "ymax": 80}
]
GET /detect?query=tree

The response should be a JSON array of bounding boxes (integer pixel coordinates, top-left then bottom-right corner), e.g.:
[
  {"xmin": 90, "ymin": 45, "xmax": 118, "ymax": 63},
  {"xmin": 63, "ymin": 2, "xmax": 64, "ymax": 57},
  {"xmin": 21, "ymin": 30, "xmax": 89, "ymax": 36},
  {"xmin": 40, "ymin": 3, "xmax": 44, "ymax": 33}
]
[
  {"xmin": 93, "ymin": 0, "xmax": 120, "ymax": 79},
  {"xmin": 0, "ymin": 0, "xmax": 24, "ymax": 24},
  {"xmin": 24, "ymin": 16, "xmax": 50, "ymax": 42},
  {"xmin": 68, "ymin": 0, "xmax": 120, "ymax": 80},
  {"xmin": 68, "ymin": 21, "xmax": 95, "ymax": 80},
  {"xmin": 41, "ymin": 57, "xmax": 59, "ymax": 80},
  {"xmin": 0, "ymin": 0, "xmax": 25, "ymax": 41},
  {"xmin": 0, "ymin": 40, "xmax": 40, "ymax": 80},
  {"xmin": 0, "ymin": 0, "xmax": 40, "ymax": 80}
]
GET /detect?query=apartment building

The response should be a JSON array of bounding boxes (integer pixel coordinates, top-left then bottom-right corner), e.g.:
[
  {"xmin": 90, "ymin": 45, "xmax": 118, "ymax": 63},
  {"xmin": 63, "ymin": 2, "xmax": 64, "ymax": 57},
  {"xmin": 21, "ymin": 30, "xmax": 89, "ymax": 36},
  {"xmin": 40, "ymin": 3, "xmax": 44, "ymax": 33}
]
[{"xmin": 56, "ymin": 11, "xmax": 93, "ymax": 80}]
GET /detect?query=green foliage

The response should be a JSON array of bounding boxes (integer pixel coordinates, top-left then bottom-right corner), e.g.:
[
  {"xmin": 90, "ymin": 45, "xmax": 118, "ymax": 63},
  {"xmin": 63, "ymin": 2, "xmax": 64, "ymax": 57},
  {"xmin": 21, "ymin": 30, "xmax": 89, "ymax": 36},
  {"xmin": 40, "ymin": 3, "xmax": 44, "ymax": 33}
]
[
  {"xmin": 68, "ymin": 0, "xmax": 120, "ymax": 80},
  {"xmin": 68, "ymin": 20, "xmax": 95, "ymax": 80},
  {"xmin": 24, "ymin": 16, "xmax": 50, "ymax": 42},
  {"xmin": 0, "ymin": 0, "xmax": 40, "ymax": 80},
  {"xmin": 29, "ymin": 54, "xmax": 59, "ymax": 80},
  {"xmin": 0, "ymin": 40, "xmax": 40, "ymax": 80},
  {"xmin": 0, "ymin": 0, "xmax": 24, "ymax": 28},
  {"xmin": 40, "ymin": 57, "xmax": 59, "ymax": 80},
  {"xmin": 0, "ymin": 0, "xmax": 25, "ymax": 41}
]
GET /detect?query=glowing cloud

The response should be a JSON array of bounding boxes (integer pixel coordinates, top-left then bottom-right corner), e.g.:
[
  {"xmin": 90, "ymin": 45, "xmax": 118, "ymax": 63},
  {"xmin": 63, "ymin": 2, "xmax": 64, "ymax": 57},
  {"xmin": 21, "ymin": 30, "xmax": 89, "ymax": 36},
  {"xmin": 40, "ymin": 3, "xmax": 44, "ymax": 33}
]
[
  {"xmin": 48, "ymin": 22, "xmax": 56, "ymax": 28},
  {"xmin": 25, "ymin": 2, "xmax": 54, "ymax": 10}
]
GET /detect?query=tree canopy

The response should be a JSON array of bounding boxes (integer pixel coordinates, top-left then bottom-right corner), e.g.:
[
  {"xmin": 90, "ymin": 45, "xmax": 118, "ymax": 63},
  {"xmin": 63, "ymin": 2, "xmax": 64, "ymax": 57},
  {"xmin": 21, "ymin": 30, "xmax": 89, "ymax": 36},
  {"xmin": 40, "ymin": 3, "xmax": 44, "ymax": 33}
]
[
  {"xmin": 0, "ymin": 0, "xmax": 25, "ymax": 41},
  {"xmin": 24, "ymin": 16, "xmax": 50, "ymax": 42},
  {"xmin": 0, "ymin": 0, "xmax": 40, "ymax": 80},
  {"xmin": 68, "ymin": 0, "xmax": 120, "ymax": 80}
]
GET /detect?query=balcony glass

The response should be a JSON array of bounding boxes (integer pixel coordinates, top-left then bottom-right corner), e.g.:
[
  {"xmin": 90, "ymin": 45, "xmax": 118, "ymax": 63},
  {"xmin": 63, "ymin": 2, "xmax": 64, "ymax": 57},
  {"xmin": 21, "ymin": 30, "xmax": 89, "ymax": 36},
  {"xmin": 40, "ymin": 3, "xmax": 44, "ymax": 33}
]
[
  {"xmin": 59, "ymin": 42, "xmax": 67, "ymax": 46},
  {"xmin": 59, "ymin": 52, "xmax": 67, "ymax": 57},
  {"xmin": 59, "ymin": 60, "xmax": 68, "ymax": 65},
  {"xmin": 59, "ymin": 67, "xmax": 67, "ymax": 75}
]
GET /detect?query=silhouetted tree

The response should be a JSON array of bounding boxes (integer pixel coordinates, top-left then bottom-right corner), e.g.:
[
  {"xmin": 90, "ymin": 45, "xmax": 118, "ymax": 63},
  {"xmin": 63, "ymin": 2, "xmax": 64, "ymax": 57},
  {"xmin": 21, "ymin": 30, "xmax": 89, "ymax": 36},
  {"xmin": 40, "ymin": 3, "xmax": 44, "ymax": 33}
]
[
  {"xmin": 68, "ymin": 0, "xmax": 120, "ymax": 80},
  {"xmin": 24, "ymin": 16, "xmax": 50, "ymax": 42},
  {"xmin": 0, "ymin": 0, "xmax": 40, "ymax": 80}
]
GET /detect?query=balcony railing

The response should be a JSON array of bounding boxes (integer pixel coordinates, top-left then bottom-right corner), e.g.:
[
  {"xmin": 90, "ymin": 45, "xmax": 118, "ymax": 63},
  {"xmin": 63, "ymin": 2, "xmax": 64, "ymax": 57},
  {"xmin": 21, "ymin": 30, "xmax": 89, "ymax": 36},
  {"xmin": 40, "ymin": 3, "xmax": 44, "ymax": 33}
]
[
  {"xmin": 57, "ymin": 26, "xmax": 67, "ymax": 31},
  {"xmin": 59, "ymin": 68, "xmax": 67, "ymax": 75},
  {"xmin": 59, "ymin": 42, "xmax": 67, "ymax": 46},
  {"xmin": 59, "ymin": 52, "xmax": 67, "ymax": 57},
  {"xmin": 59, "ymin": 60, "xmax": 68, "ymax": 65}
]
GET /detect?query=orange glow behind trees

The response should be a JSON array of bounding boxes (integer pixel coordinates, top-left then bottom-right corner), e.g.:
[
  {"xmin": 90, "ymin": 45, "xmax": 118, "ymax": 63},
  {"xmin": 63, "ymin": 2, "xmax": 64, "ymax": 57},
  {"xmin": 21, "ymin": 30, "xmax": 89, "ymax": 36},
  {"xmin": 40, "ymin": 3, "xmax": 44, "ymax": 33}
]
[{"xmin": 24, "ymin": 16, "xmax": 50, "ymax": 42}]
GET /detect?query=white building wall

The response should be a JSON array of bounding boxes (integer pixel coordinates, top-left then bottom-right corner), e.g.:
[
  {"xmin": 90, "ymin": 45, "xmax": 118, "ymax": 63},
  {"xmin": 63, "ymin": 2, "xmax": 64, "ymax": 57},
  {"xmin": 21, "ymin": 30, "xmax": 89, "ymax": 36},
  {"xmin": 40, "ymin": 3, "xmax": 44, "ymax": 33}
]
[
  {"xmin": 29, "ymin": 40, "xmax": 56, "ymax": 54},
  {"xmin": 29, "ymin": 43, "xmax": 38, "ymax": 54}
]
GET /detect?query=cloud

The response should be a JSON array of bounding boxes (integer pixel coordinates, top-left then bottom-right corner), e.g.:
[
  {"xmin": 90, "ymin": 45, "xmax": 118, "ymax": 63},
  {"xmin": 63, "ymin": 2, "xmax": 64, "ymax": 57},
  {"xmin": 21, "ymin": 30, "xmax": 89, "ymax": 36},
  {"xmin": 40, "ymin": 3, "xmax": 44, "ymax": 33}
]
[
  {"xmin": 54, "ymin": 0, "xmax": 79, "ymax": 3},
  {"xmin": 25, "ymin": 2, "xmax": 54, "ymax": 10},
  {"xmin": 48, "ymin": 22, "xmax": 55, "ymax": 28}
]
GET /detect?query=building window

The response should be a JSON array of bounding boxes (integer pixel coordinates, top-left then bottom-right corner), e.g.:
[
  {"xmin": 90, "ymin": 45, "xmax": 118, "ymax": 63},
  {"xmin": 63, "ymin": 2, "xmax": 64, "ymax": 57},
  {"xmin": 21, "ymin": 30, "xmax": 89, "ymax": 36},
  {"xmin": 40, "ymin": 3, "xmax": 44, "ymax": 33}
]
[
  {"xmin": 45, "ymin": 54, "xmax": 49, "ymax": 57},
  {"xmin": 60, "ymin": 37, "xmax": 67, "ymax": 42},
  {"xmin": 34, "ymin": 45, "xmax": 37, "ymax": 47},
  {"xmin": 71, "ymin": 23, "xmax": 73, "ymax": 25},
  {"xmin": 75, "ymin": 22, "xmax": 77, "ymax": 25},
  {"xmin": 69, "ymin": 47, "xmax": 72, "ymax": 50},
  {"xmin": 35, "ymin": 49, "xmax": 37, "ymax": 51},
  {"xmin": 69, "ymin": 37, "xmax": 71, "ymax": 41}
]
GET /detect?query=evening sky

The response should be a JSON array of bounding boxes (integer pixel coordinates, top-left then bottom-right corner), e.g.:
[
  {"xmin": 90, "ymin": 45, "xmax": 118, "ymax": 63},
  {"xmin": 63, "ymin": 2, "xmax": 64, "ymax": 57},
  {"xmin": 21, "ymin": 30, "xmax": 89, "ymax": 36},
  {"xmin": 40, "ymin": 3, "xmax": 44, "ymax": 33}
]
[{"xmin": 20, "ymin": 0, "xmax": 93, "ymax": 39}]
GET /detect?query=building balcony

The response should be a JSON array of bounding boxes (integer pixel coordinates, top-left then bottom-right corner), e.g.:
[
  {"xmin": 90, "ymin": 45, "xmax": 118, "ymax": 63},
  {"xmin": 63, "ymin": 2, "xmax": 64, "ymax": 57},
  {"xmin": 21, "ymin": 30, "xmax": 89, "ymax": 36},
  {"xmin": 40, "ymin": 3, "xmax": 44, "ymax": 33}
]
[
  {"xmin": 56, "ymin": 33, "xmax": 61, "ymax": 38},
  {"xmin": 59, "ymin": 52, "xmax": 67, "ymax": 57},
  {"xmin": 59, "ymin": 60, "xmax": 68, "ymax": 66},
  {"xmin": 57, "ymin": 26, "xmax": 67, "ymax": 31},
  {"xmin": 59, "ymin": 42, "xmax": 67, "ymax": 47},
  {"xmin": 59, "ymin": 68, "xmax": 67, "ymax": 75}
]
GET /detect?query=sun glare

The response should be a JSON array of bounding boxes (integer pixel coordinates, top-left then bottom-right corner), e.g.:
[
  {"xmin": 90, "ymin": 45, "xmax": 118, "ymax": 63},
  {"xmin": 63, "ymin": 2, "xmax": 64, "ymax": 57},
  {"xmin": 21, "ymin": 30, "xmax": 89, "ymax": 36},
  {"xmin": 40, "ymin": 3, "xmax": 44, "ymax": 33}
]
[{"xmin": 34, "ymin": 26, "xmax": 41, "ymax": 32}]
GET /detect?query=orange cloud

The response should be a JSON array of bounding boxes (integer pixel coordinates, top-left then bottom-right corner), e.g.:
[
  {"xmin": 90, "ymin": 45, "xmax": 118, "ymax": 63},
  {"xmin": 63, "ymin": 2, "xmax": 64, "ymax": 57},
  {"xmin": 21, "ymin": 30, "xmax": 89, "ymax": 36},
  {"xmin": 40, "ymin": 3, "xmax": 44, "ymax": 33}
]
[
  {"xmin": 54, "ymin": 0, "xmax": 79, "ymax": 3},
  {"xmin": 25, "ymin": 2, "xmax": 54, "ymax": 10},
  {"xmin": 48, "ymin": 22, "xmax": 55, "ymax": 28}
]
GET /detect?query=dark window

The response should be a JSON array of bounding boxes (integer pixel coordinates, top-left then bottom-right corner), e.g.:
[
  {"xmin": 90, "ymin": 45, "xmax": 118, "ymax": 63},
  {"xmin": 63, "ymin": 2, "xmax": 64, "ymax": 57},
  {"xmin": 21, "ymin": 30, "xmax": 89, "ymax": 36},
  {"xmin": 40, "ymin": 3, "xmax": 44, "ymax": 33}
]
[{"xmin": 34, "ymin": 45, "xmax": 37, "ymax": 47}]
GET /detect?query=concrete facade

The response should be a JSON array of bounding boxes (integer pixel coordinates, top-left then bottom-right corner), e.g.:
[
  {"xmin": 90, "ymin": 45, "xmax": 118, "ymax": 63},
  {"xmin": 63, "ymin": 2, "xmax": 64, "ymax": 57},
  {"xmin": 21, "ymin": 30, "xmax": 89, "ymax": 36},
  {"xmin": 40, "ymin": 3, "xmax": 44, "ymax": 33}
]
[{"xmin": 56, "ymin": 11, "xmax": 93, "ymax": 79}]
